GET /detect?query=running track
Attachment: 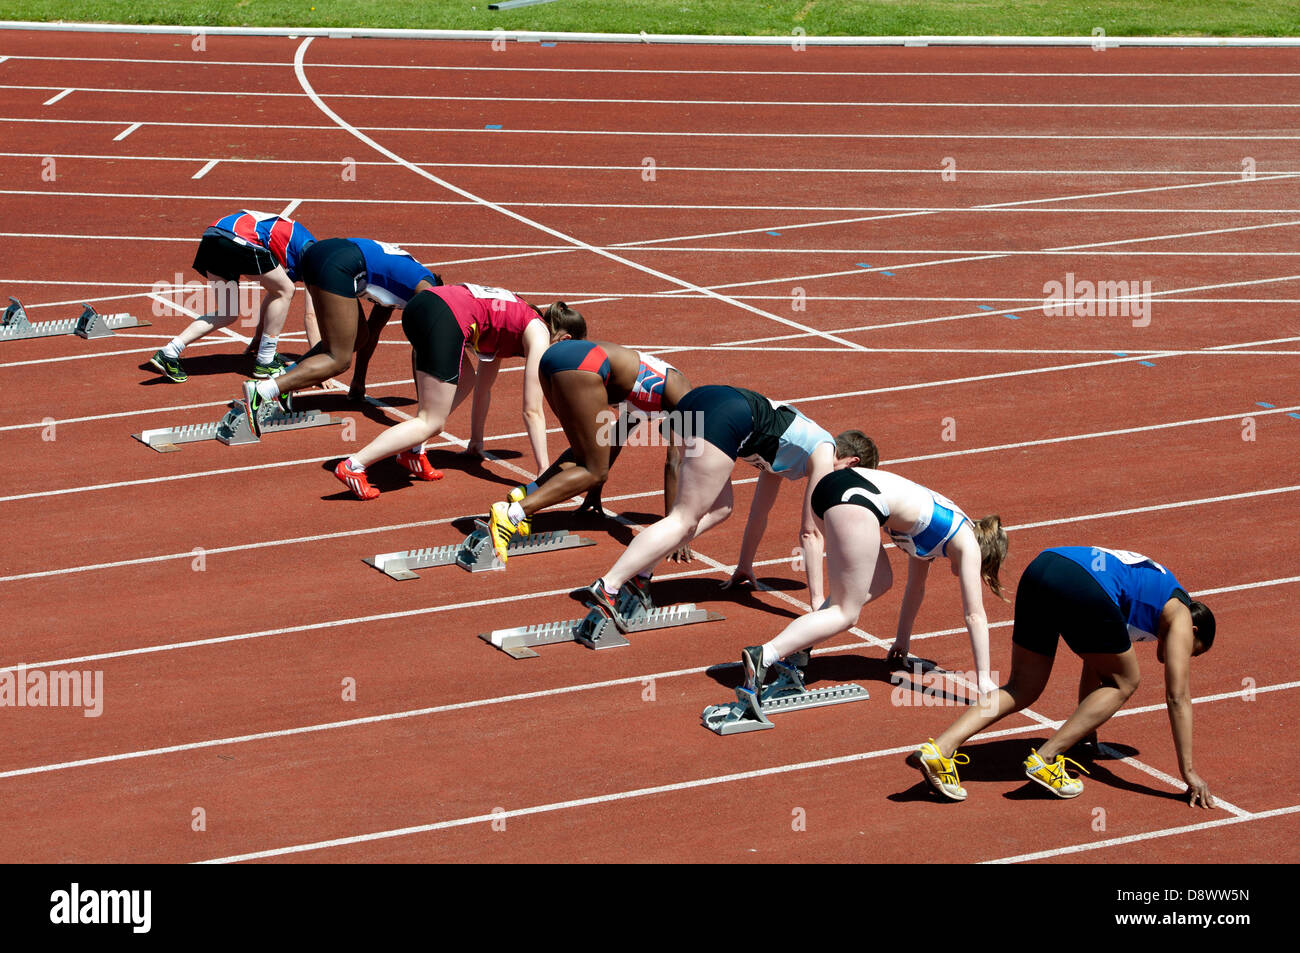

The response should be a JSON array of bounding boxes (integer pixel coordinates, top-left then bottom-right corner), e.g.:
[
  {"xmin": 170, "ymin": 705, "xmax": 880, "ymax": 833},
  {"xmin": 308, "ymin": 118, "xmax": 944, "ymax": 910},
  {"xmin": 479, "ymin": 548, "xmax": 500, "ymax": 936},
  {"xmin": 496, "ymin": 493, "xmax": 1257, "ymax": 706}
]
[{"xmin": 1, "ymin": 31, "xmax": 1297, "ymax": 864}]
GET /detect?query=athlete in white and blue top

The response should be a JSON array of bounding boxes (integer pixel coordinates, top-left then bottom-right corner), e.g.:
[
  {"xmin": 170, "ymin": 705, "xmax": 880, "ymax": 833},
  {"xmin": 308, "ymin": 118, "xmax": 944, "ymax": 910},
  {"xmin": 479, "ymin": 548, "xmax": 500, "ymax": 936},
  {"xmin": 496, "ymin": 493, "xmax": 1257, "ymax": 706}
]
[
  {"xmin": 577, "ymin": 385, "xmax": 865, "ymax": 632},
  {"xmin": 913, "ymin": 545, "xmax": 1218, "ymax": 807},
  {"xmin": 743, "ymin": 464, "xmax": 1008, "ymax": 703}
]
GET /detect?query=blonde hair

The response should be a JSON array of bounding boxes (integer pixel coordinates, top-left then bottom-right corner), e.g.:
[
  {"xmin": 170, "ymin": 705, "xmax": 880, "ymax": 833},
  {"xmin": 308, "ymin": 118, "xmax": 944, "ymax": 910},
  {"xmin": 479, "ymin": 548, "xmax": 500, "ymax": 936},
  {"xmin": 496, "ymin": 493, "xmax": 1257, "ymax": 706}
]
[{"xmin": 973, "ymin": 514, "xmax": 1010, "ymax": 601}]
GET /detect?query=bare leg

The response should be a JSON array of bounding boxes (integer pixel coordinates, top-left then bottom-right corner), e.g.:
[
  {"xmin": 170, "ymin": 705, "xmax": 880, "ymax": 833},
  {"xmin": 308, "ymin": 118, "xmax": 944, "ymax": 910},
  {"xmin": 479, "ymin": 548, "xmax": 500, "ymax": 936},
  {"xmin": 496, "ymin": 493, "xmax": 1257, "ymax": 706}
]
[
  {"xmin": 600, "ymin": 437, "xmax": 735, "ymax": 590},
  {"xmin": 766, "ymin": 505, "xmax": 892, "ymax": 658},
  {"xmin": 1038, "ymin": 649, "xmax": 1140, "ymax": 761},
  {"xmin": 932, "ymin": 643, "xmax": 1055, "ymax": 758},
  {"xmin": 269, "ymin": 286, "xmax": 357, "ymax": 394},
  {"xmin": 351, "ymin": 367, "xmax": 458, "ymax": 467}
]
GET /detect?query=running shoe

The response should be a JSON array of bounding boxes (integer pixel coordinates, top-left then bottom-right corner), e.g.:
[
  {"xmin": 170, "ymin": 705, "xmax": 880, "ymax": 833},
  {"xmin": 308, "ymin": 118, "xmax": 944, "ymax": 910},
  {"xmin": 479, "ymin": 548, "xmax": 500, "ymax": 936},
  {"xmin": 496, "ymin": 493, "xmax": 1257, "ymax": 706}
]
[
  {"xmin": 1023, "ymin": 749, "xmax": 1089, "ymax": 799},
  {"xmin": 623, "ymin": 573, "xmax": 654, "ymax": 613},
  {"xmin": 396, "ymin": 449, "xmax": 444, "ymax": 482},
  {"xmin": 506, "ymin": 486, "xmax": 532, "ymax": 536},
  {"xmin": 574, "ymin": 578, "xmax": 633, "ymax": 633},
  {"xmin": 334, "ymin": 458, "xmax": 379, "ymax": 501},
  {"xmin": 787, "ymin": 649, "xmax": 811, "ymax": 671},
  {"xmin": 252, "ymin": 353, "xmax": 292, "ymax": 379},
  {"xmin": 241, "ymin": 381, "xmax": 291, "ymax": 437},
  {"xmin": 488, "ymin": 501, "xmax": 522, "ymax": 563},
  {"xmin": 741, "ymin": 645, "xmax": 769, "ymax": 694},
  {"xmin": 910, "ymin": 739, "xmax": 970, "ymax": 801},
  {"xmin": 149, "ymin": 350, "xmax": 187, "ymax": 383}
]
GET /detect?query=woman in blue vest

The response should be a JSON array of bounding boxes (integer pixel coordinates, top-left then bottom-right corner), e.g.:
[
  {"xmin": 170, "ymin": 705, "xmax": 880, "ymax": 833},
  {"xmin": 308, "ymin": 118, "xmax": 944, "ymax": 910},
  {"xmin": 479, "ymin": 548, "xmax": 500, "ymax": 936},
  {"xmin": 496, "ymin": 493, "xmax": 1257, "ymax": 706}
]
[{"xmin": 911, "ymin": 546, "xmax": 1217, "ymax": 807}]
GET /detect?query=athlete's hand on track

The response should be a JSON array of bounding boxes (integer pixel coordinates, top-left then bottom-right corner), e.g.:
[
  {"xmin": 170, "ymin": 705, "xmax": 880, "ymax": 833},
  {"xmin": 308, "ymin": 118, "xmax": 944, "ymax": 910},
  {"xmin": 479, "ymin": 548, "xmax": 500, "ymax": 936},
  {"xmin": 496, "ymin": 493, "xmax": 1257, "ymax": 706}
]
[
  {"xmin": 667, "ymin": 546, "xmax": 693, "ymax": 563},
  {"xmin": 460, "ymin": 440, "xmax": 485, "ymax": 458},
  {"xmin": 885, "ymin": 641, "xmax": 910, "ymax": 666},
  {"xmin": 721, "ymin": 566, "xmax": 758, "ymax": 590},
  {"xmin": 1183, "ymin": 771, "xmax": 1216, "ymax": 809},
  {"xmin": 347, "ymin": 385, "xmax": 366, "ymax": 401}
]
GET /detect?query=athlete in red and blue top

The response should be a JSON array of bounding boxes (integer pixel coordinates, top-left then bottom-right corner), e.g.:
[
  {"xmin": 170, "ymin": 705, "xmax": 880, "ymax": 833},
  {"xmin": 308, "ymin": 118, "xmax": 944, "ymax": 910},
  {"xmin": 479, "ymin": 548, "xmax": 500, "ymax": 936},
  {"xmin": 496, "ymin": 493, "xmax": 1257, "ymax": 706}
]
[
  {"xmin": 148, "ymin": 210, "xmax": 320, "ymax": 384},
  {"xmin": 333, "ymin": 284, "xmax": 577, "ymax": 501},
  {"xmin": 239, "ymin": 236, "xmax": 442, "ymax": 433},
  {"xmin": 485, "ymin": 330, "xmax": 693, "ymax": 565}
]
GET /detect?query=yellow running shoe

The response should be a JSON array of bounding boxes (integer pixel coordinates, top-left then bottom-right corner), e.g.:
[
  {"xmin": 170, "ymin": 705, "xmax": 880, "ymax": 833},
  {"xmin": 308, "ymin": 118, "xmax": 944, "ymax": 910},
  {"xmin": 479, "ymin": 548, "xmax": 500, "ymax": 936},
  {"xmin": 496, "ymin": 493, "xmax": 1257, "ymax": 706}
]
[
  {"xmin": 506, "ymin": 486, "xmax": 531, "ymax": 536},
  {"xmin": 1023, "ymin": 749, "xmax": 1090, "ymax": 798},
  {"xmin": 488, "ymin": 501, "xmax": 520, "ymax": 564},
  {"xmin": 911, "ymin": 739, "xmax": 970, "ymax": 801}
]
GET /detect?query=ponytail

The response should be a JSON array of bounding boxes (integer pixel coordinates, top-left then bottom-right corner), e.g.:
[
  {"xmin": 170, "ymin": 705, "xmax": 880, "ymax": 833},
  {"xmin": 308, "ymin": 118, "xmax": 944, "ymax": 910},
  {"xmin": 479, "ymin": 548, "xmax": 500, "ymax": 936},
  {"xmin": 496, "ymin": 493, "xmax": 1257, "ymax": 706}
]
[
  {"xmin": 973, "ymin": 514, "xmax": 1010, "ymax": 601},
  {"xmin": 543, "ymin": 301, "xmax": 587, "ymax": 340}
]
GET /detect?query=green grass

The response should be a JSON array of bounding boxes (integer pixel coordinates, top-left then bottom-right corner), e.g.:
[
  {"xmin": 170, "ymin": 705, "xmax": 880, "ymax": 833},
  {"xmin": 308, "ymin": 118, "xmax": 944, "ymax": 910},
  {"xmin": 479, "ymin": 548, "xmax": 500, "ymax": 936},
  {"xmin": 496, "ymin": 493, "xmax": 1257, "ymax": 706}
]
[{"xmin": 1, "ymin": 0, "xmax": 1297, "ymax": 37}]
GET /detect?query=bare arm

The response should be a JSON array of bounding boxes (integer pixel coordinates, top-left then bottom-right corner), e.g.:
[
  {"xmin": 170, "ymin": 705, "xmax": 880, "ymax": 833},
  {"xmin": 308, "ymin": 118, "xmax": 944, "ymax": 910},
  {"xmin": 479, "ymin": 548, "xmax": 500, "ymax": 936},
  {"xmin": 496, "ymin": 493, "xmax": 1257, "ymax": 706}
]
[
  {"xmin": 953, "ymin": 537, "xmax": 995, "ymax": 694},
  {"xmin": 1163, "ymin": 603, "xmax": 1215, "ymax": 808},
  {"xmin": 724, "ymin": 468, "xmax": 782, "ymax": 589},
  {"xmin": 519, "ymin": 321, "xmax": 551, "ymax": 473},
  {"xmin": 350, "ymin": 301, "xmax": 393, "ymax": 399},
  {"xmin": 891, "ymin": 556, "xmax": 931, "ymax": 658}
]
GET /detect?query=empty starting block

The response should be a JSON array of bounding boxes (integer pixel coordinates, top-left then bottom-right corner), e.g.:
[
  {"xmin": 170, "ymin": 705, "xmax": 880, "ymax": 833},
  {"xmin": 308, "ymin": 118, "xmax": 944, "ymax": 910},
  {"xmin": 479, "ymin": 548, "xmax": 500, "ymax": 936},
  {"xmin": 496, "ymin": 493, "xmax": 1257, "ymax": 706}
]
[
  {"xmin": 132, "ymin": 401, "xmax": 340, "ymax": 452},
  {"xmin": 1, "ymin": 297, "xmax": 150, "ymax": 341},
  {"xmin": 702, "ymin": 657, "xmax": 869, "ymax": 735},
  {"xmin": 365, "ymin": 519, "xmax": 596, "ymax": 579},
  {"xmin": 480, "ymin": 586, "xmax": 724, "ymax": 659}
]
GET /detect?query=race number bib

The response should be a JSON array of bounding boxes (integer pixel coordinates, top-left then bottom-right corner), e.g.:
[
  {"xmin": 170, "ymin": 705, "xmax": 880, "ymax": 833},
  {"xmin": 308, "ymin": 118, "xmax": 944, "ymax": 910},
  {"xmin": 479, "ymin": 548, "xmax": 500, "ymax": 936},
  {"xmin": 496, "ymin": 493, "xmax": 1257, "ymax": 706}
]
[
  {"xmin": 1094, "ymin": 547, "xmax": 1167, "ymax": 573},
  {"xmin": 463, "ymin": 283, "xmax": 520, "ymax": 304},
  {"xmin": 375, "ymin": 241, "xmax": 415, "ymax": 259}
]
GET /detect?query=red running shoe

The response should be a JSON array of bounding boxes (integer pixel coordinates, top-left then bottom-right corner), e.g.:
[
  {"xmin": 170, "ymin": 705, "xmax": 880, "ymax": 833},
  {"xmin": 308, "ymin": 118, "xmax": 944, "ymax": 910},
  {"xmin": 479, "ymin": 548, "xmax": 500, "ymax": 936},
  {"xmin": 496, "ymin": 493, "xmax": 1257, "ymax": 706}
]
[
  {"xmin": 335, "ymin": 458, "xmax": 379, "ymax": 500},
  {"xmin": 396, "ymin": 449, "xmax": 444, "ymax": 481}
]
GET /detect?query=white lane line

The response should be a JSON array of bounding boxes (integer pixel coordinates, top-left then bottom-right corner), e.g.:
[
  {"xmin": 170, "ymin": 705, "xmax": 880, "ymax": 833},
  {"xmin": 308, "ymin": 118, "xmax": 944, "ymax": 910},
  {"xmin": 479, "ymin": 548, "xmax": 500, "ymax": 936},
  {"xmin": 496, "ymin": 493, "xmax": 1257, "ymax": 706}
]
[
  {"xmin": 191, "ymin": 678, "xmax": 1300, "ymax": 864},
  {"xmin": 112, "ymin": 121, "xmax": 142, "ymax": 141},
  {"xmin": 985, "ymin": 804, "xmax": 1300, "ymax": 864},
  {"xmin": 191, "ymin": 159, "xmax": 219, "ymax": 180},
  {"xmin": 280, "ymin": 198, "xmax": 302, "ymax": 217},
  {"xmin": 10, "ymin": 82, "xmax": 1300, "ymax": 109},
  {"xmin": 8, "ymin": 150, "xmax": 1300, "ymax": 178},
  {"xmin": 41, "ymin": 87, "xmax": 73, "ymax": 106},
  {"xmin": 290, "ymin": 39, "xmax": 868, "ymax": 358},
  {"xmin": 4, "ymin": 186, "xmax": 1299, "ymax": 214},
  {"xmin": 6, "ymin": 486, "xmax": 1297, "ymax": 674},
  {"xmin": 10, "ymin": 54, "xmax": 1300, "ymax": 77},
  {"xmin": 8, "ymin": 115, "xmax": 1300, "ymax": 141}
]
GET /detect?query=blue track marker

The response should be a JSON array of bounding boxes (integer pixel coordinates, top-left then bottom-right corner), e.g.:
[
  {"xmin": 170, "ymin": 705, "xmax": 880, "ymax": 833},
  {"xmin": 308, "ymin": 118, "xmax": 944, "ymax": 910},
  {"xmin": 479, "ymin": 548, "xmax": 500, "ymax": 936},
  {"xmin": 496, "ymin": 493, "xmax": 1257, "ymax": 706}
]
[
  {"xmin": 766, "ymin": 231, "xmax": 781, "ymax": 236},
  {"xmin": 977, "ymin": 305, "xmax": 995, "ymax": 311},
  {"xmin": 541, "ymin": 42, "xmax": 557, "ymax": 47},
  {"xmin": 1138, "ymin": 361, "xmax": 1156, "ymax": 367},
  {"xmin": 1289, "ymin": 413, "xmax": 1300, "ymax": 420},
  {"xmin": 881, "ymin": 270, "xmax": 895, "ymax": 276},
  {"xmin": 1005, "ymin": 313, "xmax": 1021, "ymax": 320},
  {"xmin": 1114, "ymin": 352, "xmax": 1128, "ymax": 357},
  {"xmin": 485, "ymin": 124, "xmax": 503, "ymax": 130},
  {"xmin": 856, "ymin": 262, "xmax": 871, "ymax": 269},
  {"xmin": 1258, "ymin": 401, "xmax": 1275, "ymax": 408}
]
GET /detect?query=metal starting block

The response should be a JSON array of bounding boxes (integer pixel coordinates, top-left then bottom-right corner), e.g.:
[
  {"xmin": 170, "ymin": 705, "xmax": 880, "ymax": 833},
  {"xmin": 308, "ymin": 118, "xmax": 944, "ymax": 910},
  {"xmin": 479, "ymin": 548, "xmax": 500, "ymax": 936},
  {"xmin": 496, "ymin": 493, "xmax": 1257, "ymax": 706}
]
[
  {"xmin": 365, "ymin": 519, "xmax": 596, "ymax": 579},
  {"xmin": 480, "ymin": 586, "xmax": 725, "ymax": 659},
  {"xmin": 1, "ymin": 297, "xmax": 150, "ymax": 341},
  {"xmin": 702, "ymin": 658, "xmax": 869, "ymax": 735},
  {"xmin": 132, "ymin": 400, "xmax": 340, "ymax": 452}
]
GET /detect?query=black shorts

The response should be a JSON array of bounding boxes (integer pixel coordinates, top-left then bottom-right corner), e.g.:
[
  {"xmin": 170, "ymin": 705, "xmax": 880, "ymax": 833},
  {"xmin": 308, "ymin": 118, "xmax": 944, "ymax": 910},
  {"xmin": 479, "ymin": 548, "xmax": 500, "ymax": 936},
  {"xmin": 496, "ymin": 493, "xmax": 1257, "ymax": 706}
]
[
  {"xmin": 192, "ymin": 228, "xmax": 278, "ymax": 282},
  {"xmin": 402, "ymin": 291, "xmax": 466, "ymax": 383},
  {"xmin": 1011, "ymin": 551, "xmax": 1130, "ymax": 658},
  {"xmin": 810, "ymin": 467, "xmax": 888, "ymax": 524},
  {"xmin": 299, "ymin": 238, "xmax": 366, "ymax": 298},
  {"xmin": 667, "ymin": 385, "xmax": 755, "ymax": 460}
]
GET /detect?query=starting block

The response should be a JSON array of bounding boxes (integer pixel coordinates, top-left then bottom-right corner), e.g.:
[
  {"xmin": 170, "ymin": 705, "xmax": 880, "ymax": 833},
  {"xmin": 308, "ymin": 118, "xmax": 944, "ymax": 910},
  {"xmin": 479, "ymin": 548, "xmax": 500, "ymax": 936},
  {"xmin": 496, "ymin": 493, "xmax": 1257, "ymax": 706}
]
[
  {"xmin": 365, "ymin": 519, "xmax": 596, "ymax": 579},
  {"xmin": 132, "ymin": 400, "xmax": 340, "ymax": 452},
  {"xmin": 1, "ymin": 297, "xmax": 150, "ymax": 341},
  {"xmin": 480, "ymin": 586, "xmax": 724, "ymax": 659},
  {"xmin": 702, "ymin": 656, "xmax": 869, "ymax": 735}
]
